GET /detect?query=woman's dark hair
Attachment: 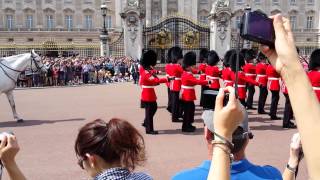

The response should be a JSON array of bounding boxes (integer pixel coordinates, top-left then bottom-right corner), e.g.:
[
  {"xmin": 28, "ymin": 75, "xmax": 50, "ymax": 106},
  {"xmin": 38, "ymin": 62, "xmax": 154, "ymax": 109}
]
[
  {"xmin": 231, "ymin": 127, "xmax": 248, "ymax": 154},
  {"xmin": 309, "ymin": 49, "xmax": 320, "ymax": 70},
  {"xmin": 75, "ymin": 118, "xmax": 146, "ymax": 171},
  {"xmin": 199, "ymin": 48, "xmax": 209, "ymax": 63},
  {"xmin": 207, "ymin": 50, "xmax": 220, "ymax": 66},
  {"xmin": 140, "ymin": 50, "xmax": 157, "ymax": 69},
  {"xmin": 223, "ymin": 49, "xmax": 236, "ymax": 67},
  {"xmin": 229, "ymin": 50, "xmax": 245, "ymax": 72},
  {"xmin": 170, "ymin": 46, "xmax": 183, "ymax": 64}
]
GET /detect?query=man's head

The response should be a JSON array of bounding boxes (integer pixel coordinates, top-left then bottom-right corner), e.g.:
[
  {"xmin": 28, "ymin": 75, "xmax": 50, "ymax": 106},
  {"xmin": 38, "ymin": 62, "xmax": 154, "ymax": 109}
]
[{"xmin": 202, "ymin": 110, "xmax": 253, "ymax": 157}]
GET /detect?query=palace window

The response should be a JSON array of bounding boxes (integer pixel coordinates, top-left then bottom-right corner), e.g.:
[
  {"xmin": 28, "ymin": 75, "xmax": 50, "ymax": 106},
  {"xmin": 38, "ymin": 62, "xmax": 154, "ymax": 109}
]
[
  {"xmin": 85, "ymin": 15, "xmax": 93, "ymax": 30},
  {"xmin": 272, "ymin": 0, "xmax": 279, "ymax": 5},
  {"xmin": 6, "ymin": 15, "xmax": 14, "ymax": 30},
  {"xmin": 106, "ymin": 16, "xmax": 112, "ymax": 29},
  {"xmin": 289, "ymin": 16, "xmax": 297, "ymax": 29},
  {"xmin": 306, "ymin": 16, "xmax": 314, "ymax": 29},
  {"xmin": 26, "ymin": 15, "xmax": 33, "ymax": 29},
  {"xmin": 65, "ymin": 15, "xmax": 73, "ymax": 30},
  {"xmin": 46, "ymin": 15, "xmax": 54, "ymax": 29}
]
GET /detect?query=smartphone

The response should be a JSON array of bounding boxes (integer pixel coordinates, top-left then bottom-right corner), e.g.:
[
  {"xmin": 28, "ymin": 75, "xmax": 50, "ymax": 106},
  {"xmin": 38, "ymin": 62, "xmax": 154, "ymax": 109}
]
[{"xmin": 240, "ymin": 10, "xmax": 275, "ymax": 48}]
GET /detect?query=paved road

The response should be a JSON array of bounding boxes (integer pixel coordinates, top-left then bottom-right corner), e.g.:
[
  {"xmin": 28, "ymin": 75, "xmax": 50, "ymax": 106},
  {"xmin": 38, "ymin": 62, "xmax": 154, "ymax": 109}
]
[{"xmin": 0, "ymin": 83, "xmax": 307, "ymax": 180}]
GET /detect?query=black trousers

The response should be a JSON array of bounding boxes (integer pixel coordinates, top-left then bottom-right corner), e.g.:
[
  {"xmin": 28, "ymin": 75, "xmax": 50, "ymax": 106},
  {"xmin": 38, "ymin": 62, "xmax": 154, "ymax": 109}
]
[
  {"xmin": 171, "ymin": 91, "xmax": 182, "ymax": 120},
  {"xmin": 283, "ymin": 93, "xmax": 294, "ymax": 125},
  {"xmin": 246, "ymin": 85, "xmax": 255, "ymax": 108},
  {"xmin": 202, "ymin": 88, "xmax": 219, "ymax": 110},
  {"xmin": 167, "ymin": 88, "xmax": 172, "ymax": 112},
  {"xmin": 270, "ymin": 90, "xmax": 280, "ymax": 117},
  {"xmin": 258, "ymin": 86, "xmax": 268, "ymax": 113},
  {"xmin": 200, "ymin": 85, "xmax": 205, "ymax": 107},
  {"xmin": 240, "ymin": 99, "xmax": 247, "ymax": 107},
  {"xmin": 182, "ymin": 101, "xmax": 195, "ymax": 129},
  {"xmin": 144, "ymin": 101, "xmax": 157, "ymax": 132}
]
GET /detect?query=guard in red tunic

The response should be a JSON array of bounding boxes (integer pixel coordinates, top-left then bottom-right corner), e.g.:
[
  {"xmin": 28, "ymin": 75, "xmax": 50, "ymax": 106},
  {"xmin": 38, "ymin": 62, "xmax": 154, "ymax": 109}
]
[
  {"xmin": 202, "ymin": 50, "xmax": 221, "ymax": 110},
  {"xmin": 229, "ymin": 51, "xmax": 259, "ymax": 107},
  {"xmin": 281, "ymin": 81, "xmax": 296, "ymax": 128},
  {"xmin": 181, "ymin": 51, "xmax": 209, "ymax": 132},
  {"xmin": 242, "ymin": 49, "xmax": 257, "ymax": 110},
  {"xmin": 221, "ymin": 49, "xmax": 236, "ymax": 87},
  {"xmin": 308, "ymin": 49, "xmax": 320, "ymax": 102},
  {"xmin": 266, "ymin": 64, "xmax": 281, "ymax": 120},
  {"xmin": 165, "ymin": 47, "xmax": 173, "ymax": 113},
  {"xmin": 169, "ymin": 47, "xmax": 184, "ymax": 122},
  {"xmin": 198, "ymin": 48, "xmax": 209, "ymax": 107},
  {"xmin": 255, "ymin": 53, "xmax": 269, "ymax": 114},
  {"xmin": 140, "ymin": 50, "xmax": 168, "ymax": 135}
]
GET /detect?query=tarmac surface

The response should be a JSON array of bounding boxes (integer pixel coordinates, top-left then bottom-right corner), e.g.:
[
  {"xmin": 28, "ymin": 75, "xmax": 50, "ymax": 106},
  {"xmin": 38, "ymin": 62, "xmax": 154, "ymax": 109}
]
[{"xmin": 0, "ymin": 83, "xmax": 308, "ymax": 180}]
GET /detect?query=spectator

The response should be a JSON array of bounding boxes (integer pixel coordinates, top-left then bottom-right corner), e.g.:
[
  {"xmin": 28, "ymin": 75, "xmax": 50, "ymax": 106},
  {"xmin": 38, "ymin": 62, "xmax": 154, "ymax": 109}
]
[
  {"xmin": 172, "ymin": 98, "xmax": 282, "ymax": 179},
  {"xmin": 75, "ymin": 118, "xmax": 152, "ymax": 180}
]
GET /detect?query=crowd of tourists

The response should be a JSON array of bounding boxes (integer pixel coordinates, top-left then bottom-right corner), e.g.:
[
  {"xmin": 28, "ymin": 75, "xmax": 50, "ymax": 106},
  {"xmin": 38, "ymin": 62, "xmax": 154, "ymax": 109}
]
[{"xmin": 16, "ymin": 55, "xmax": 140, "ymax": 87}]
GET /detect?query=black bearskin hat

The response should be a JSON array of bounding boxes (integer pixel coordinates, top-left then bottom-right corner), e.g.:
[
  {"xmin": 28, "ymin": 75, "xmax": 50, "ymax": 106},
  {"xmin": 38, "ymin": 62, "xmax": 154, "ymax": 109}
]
[
  {"xmin": 183, "ymin": 51, "xmax": 197, "ymax": 69},
  {"xmin": 199, "ymin": 48, "xmax": 209, "ymax": 63},
  {"xmin": 170, "ymin": 46, "xmax": 183, "ymax": 64},
  {"xmin": 242, "ymin": 49, "xmax": 256, "ymax": 62},
  {"xmin": 309, "ymin": 49, "xmax": 320, "ymax": 70},
  {"xmin": 207, "ymin": 50, "xmax": 220, "ymax": 66},
  {"xmin": 140, "ymin": 50, "xmax": 157, "ymax": 69},
  {"xmin": 224, "ymin": 49, "xmax": 236, "ymax": 67},
  {"xmin": 256, "ymin": 52, "xmax": 267, "ymax": 62},
  {"xmin": 229, "ymin": 50, "xmax": 245, "ymax": 72}
]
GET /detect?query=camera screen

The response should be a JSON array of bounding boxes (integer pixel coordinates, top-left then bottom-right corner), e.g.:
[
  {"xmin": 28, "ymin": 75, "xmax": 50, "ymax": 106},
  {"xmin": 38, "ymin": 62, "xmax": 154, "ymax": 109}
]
[{"xmin": 247, "ymin": 14, "xmax": 274, "ymax": 41}]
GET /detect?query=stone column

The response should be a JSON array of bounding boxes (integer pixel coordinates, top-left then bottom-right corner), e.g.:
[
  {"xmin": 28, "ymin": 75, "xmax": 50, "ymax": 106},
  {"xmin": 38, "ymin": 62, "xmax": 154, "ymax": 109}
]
[
  {"xmin": 191, "ymin": 0, "xmax": 198, "ymax": 20},
  {"xmin": 115, "ymin": 0, "xmax": 122, "ymax": 28},
  {"xmin": 209, "ymin": 0, "xmax": 232, "ymax": 58},
  {"xmin": 178, "ymin": 0, "xmax": 184, "ymax": 15},
  {"xmin": 146, "ymin": 0, "xmax": 152, "ymax": 27},
  {"xmin": 162, "ymin": 0, "xmax": 167, "ymax": 17},
  {"xmin": 121, "ymin": 1, "xmax": 145, "ymax": 60}
]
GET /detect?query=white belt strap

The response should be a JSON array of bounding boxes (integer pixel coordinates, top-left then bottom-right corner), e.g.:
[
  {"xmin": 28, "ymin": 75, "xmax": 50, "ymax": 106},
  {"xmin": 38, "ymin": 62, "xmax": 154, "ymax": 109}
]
[
  {"xmin": 174, "ymin": 77, "xmax": 181, "ymax": 80},
  {"xmin": 181, "ymin": 85, "xmax": 194, "ymax": 89},
  {"xmin": 224, "ymin": 80, "xmax": 233, "ymax": 83},
  {"xmin": 268, "ymin": 77, "xmax": 280, "ymax": 80},
  {"xmin": 245, "ymin": 73, "xmax": 256, "ymax": 76},
  {"xmin": 141, "ymin": 85, "xmax": 155, "ymax": 89},
  {"xmin": 313, "ymin": 87, "xmax": 320, "ymax": 91},
  {"xmin": 257, "ymin": 74, "xmax": 267, "ymax": 77},
  {"xmin": 203, "ymin": 90, "xmax": 219, "ymax": 95},
  {"xmin": 207, "ymin": 76, "xmax": 219, "ymax": 80},
  {"xmin": 236, "ymin": 85, "xmax": 246, "ymax": 88}
]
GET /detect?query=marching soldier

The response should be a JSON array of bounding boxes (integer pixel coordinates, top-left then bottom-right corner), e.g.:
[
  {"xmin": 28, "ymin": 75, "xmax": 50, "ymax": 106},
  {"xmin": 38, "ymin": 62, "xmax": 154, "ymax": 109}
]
[
  {"xmin": 255, "ymin": 53, "xmax": 269, "ymax": 114},
  {"xmin": 198, "ymin": 48, "xmax": 209, "ymax": 107},
  {"xmin": 229, "ymin": 50, "xmax": 260, "ymax": 107},
  {"xmin": 165, "ymin": 48, "xmax": 173, "ymax": 113},
  {"xmin": 202, "ymin": 50, "xmax": 221, "ymax": 110},
  {"xmin": 169, "ymin": 47, "xmax": 184, "ymax": 122},
  {"xmin": 140, "ymin": 50, "xmax": 168, "ymax": 135},
  {"xmin": 221, "ymin": 49, "xmax": 235, "ymax": 87},
  {"xmin": 266, "ymin": 64, "xmax": 281, "ymax": 120},
  {"xmin": 281, "ymin": 81, "xmax": 296, "ymax": 128},
  {"xmin": 243, "ymin": 49, "xmax": 257, "ymax": 110},
  {"xmin": 181, "ymin": 51, "xmax": 210, "ymax": 132},
  {"xmin": 308, "ymin": 49, "xmax": 320, "ymax": 102}
]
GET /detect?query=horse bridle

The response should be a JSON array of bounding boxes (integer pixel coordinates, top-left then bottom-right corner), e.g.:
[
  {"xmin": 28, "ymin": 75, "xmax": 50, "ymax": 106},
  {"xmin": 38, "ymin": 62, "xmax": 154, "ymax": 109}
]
[{"xmin": 0, "ymin": 53, "xmax": 44, "ymax": 83}]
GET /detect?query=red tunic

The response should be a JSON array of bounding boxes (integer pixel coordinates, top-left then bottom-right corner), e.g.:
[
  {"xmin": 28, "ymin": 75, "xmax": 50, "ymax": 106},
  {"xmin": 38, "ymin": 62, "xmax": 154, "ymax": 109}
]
[
  {"xmin": 181, "ymin": 71, "xmax": 208, "ymax": 101},
  {"xmin": 255, "ymin": 62, "xmax": 268, "ymax": 87},
  {"xmin": 165, "ymin": 64, "xmax": 173, "ymax": 88},
  {"xmin": 230, "ymin": 71, "xmax": 259, "ymax": 99},
  {"xmin": 243, "ymin": 63, "xmax": 256, "ymax": 81},
  {"xmin": 221, "ymin": 67, "xmax": 234, "ymax": 87},
  {"xmin": 266, "ymin": 65, "xmax": 280, "ymax": 91},
  {"xmin": 170, "ymin": 64, "xmax": 183, "ymax": 92},
  {"xmin": 140, "ymin": 69, "xmax": 167, "ymax": 102},
  {"xmin": 198, "ymin": 63, "xmax": 207, "ymax": 81},
  {"xmin": 205, "ymin": 65, "xmax": 221, "ymax": 89},
  {"xmin": 308, "ymin": 70, "xmax": 320, "ymax": 101}
]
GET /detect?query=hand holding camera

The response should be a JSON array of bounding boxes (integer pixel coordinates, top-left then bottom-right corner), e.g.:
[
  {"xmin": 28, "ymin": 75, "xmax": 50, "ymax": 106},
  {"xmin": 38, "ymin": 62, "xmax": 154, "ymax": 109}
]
[{"xmin": 0, "ymin": 132, "xmax": 20, "ymax": 166}]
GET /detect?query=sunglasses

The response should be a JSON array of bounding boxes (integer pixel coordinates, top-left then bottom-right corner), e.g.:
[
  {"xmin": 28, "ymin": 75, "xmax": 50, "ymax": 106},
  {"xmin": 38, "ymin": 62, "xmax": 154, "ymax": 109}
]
[{"xmin": 77, "ymin": 156, "xmax": 87, "ymax": 170}]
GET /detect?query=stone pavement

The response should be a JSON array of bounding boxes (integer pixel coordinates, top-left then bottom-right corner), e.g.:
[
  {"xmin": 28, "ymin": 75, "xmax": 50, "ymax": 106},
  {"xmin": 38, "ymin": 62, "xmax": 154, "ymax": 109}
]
[{"xmin": 0, "ymin": 83, "xmax": 307, "ymax": 179}]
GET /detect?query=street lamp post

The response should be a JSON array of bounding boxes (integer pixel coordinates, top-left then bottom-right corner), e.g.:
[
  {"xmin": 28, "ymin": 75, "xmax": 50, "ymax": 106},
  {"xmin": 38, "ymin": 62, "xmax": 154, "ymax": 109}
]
[{"xmin": 100, "ymin": 3, "xmax": 109, "ymax": 57}]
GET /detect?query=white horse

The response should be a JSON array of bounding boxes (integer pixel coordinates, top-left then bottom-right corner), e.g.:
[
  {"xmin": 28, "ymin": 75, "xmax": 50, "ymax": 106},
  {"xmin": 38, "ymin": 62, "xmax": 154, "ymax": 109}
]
[{"xmin": 0, "ymin": 50, "xmax": 46, "ymax": 123}]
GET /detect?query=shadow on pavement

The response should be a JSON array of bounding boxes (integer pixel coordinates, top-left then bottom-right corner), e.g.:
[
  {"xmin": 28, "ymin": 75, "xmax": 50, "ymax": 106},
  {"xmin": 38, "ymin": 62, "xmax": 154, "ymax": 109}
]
[
  {"xmin": 0, "ymin": 118, "xmax": 85, "ymax": 128},
  {"xmin": 158, "ymin": 127, "xmax": 204, "ymax": 135},
  {"xmin": 250, "ymin": 124, "xmax": 291, "ymax": 131}
]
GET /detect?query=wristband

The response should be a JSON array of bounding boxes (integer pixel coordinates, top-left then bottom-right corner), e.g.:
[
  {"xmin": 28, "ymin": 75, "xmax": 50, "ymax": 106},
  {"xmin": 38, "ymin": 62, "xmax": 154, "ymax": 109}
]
[
  {"xmin": 286, "ymin": 163, "xmax": 297, "ymax": 173},
  {"xmin": 212, "ymin": 131, "xmax": 234, "ymax": 149},
  {"xmin": 212, "ymin": 144, "xmax": 234, "ymax": 162}
]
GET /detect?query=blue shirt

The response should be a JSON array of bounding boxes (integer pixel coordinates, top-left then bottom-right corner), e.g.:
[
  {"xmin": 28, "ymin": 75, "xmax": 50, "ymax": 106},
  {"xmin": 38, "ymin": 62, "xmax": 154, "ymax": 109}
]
[{"xmin": 172, "ymin": 159, "xmax": 282, "ymax": 180}]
